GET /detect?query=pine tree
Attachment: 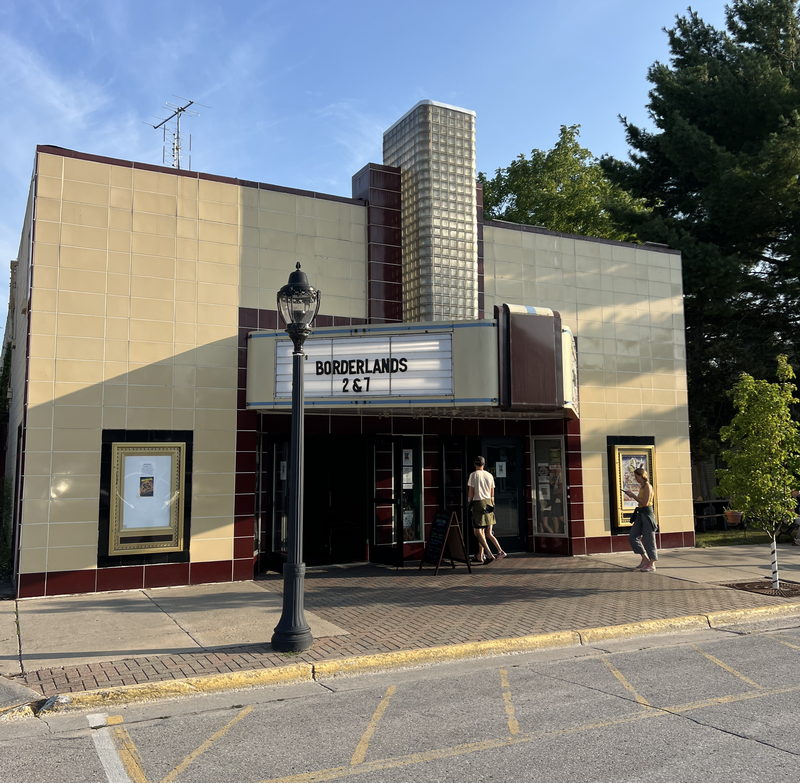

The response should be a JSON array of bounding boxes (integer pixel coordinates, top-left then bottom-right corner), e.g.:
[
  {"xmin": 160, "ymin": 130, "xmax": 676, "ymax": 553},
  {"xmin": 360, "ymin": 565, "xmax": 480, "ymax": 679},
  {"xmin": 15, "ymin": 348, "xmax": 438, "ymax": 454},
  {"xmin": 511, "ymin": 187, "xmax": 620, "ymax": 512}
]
[{"xmin": 602, "ymin": 0, "xmax": 800, "ymax": 459}]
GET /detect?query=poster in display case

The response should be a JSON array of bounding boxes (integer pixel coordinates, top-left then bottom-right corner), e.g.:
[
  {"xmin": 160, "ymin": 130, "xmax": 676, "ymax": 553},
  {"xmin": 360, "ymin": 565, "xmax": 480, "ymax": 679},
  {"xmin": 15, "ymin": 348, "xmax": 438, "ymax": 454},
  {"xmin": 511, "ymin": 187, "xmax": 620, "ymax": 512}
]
[
  {"xmin": 108, "ymin": 443, "xmax": 186, "ymax": 555},
  {"xmin": 611, "ymin": 444, "xmax": 656, "ymax": 529}
]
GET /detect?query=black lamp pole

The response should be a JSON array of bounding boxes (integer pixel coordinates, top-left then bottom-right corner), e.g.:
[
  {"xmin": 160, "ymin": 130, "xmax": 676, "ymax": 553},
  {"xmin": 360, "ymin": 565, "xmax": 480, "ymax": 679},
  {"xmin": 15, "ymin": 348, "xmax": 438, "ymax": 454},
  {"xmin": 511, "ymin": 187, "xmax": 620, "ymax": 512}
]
[{"xmin": 271, "ymin": 263, "xmax": 320, "ymax": 653}]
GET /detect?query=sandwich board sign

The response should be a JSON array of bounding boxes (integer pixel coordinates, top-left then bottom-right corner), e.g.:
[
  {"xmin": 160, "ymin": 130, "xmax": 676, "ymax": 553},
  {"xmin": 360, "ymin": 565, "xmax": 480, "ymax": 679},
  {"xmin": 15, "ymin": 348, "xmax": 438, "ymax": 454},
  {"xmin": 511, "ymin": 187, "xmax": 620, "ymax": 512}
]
[{"xmin": 420, "ymin": 512, "xmax": 472, "ymax": 575}]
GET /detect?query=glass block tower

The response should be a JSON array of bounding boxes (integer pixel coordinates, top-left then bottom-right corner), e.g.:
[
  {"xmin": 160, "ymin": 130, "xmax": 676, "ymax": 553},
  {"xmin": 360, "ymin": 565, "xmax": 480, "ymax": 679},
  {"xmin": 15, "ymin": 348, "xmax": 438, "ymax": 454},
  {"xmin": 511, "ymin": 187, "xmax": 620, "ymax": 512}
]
[{"xmin": 383, "ymin": 101, "xmax": 478, "ymax": 322}]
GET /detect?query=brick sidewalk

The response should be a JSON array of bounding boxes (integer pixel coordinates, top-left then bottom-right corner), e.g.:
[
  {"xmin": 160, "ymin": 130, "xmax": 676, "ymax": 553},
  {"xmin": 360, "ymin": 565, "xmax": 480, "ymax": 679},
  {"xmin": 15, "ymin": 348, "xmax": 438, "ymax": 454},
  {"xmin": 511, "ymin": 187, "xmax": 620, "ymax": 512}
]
[{"xmin": 17, "ymin": 555, "xmax": 796, "ymax": 698}]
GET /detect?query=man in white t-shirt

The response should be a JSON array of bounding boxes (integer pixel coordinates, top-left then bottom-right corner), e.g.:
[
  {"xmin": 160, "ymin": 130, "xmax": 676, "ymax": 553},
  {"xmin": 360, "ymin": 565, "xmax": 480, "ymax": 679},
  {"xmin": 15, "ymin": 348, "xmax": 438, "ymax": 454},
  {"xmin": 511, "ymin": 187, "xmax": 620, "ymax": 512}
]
[{"xmin": 467, "ymin": 456, "xmax": 496, "ymax": 563}]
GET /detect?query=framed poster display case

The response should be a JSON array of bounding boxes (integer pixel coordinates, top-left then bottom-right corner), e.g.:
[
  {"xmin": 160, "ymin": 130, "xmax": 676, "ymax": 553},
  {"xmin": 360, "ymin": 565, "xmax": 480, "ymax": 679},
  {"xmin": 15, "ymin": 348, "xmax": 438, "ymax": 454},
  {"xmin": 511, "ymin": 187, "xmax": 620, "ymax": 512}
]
[
  {"xmin": 108, "ymin": 442, "xmax": 186, "ymax": 555},
  {"xmin": 610, "ymin": 444, "xmax": 656, "ymax": 530}
]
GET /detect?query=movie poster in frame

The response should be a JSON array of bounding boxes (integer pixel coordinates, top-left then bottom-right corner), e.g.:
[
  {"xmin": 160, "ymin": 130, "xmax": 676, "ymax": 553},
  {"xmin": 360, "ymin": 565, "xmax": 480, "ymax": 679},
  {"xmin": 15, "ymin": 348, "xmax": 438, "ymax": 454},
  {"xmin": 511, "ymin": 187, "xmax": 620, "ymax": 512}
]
[
  {"xmin": 612, "ymin": 445, "xmax": 656, "ymax": 529},
  {"xmin": 108, "ymin": 442, "xmax": 186, "ymax": 555}
]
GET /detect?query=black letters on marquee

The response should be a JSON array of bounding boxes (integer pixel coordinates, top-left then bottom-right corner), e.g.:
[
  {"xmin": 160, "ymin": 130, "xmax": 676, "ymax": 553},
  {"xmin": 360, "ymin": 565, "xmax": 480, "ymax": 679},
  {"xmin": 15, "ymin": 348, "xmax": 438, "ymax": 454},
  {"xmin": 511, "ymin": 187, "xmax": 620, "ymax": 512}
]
[{"xmin": 315, "ymin": 356, "xmax": 409, "ymax": 394}]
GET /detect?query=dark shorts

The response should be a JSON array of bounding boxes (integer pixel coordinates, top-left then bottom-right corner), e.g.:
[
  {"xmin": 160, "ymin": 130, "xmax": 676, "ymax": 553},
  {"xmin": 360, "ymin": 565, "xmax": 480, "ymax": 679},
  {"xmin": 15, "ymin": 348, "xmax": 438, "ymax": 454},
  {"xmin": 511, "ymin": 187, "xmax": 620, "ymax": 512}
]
[{"xmin": 471, "ymin": 499, "xmax": 496, "ymax": 528}]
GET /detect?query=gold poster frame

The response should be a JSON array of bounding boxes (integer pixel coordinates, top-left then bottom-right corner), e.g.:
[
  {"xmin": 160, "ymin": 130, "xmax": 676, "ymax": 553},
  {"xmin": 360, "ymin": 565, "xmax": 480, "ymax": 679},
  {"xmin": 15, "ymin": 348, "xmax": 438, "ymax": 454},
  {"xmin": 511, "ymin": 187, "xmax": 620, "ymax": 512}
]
[
  {"xmin": 612, "ymin": 445, "xmax": 656, "ymax": 528},
  {"xmin": 108, "ymin": 442, "xmax": 186, "ymax": 555}
]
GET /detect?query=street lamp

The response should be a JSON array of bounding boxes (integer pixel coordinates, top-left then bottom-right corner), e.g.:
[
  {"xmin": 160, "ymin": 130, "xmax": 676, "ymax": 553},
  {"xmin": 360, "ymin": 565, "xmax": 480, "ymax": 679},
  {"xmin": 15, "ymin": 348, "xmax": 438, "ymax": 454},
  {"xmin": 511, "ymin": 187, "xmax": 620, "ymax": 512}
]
[{"xmin": 271, "ymin": 262, "xmax": 321, "ymax": 653}]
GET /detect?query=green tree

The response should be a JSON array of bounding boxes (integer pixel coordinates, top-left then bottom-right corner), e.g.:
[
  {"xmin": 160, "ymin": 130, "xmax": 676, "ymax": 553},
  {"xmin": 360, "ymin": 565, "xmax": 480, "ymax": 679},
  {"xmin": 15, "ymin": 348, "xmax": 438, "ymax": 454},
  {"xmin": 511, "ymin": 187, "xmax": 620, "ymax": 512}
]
[
  {"xmin": 602, "ymin": 0, "xmax": 800, "ymax": 460},
  {"xmin": 717, "ymin": 355, "xmax": 800, "ymax": 589},
  {"xmin": 479, "ymin": 125, "xmax": 649, "ymax": 241}
]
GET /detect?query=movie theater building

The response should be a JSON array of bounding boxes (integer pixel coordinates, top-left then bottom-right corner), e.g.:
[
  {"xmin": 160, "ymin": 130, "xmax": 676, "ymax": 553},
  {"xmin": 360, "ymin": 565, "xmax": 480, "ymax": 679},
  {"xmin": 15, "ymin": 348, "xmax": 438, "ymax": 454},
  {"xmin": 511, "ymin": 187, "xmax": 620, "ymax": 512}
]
[{"xmin": 2, "ymin": 100, "xmax": 694, "ymax": 598}]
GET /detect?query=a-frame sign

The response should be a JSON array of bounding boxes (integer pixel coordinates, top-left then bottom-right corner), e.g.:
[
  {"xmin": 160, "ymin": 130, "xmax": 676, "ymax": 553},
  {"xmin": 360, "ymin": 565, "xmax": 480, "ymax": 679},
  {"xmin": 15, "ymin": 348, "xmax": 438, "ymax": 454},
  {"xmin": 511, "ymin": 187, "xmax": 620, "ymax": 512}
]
[{"xmin": 419, "ymin": 511, "xmax": 472, "ymax": 575}]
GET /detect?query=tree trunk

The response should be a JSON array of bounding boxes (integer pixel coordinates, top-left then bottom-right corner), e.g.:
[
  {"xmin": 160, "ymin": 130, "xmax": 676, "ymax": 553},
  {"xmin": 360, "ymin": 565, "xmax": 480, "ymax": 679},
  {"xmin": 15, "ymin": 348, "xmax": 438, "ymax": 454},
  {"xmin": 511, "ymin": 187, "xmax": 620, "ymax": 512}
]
[{"xmin": 770, "ymin": 536, "xmax": 780, "ymax": 591}]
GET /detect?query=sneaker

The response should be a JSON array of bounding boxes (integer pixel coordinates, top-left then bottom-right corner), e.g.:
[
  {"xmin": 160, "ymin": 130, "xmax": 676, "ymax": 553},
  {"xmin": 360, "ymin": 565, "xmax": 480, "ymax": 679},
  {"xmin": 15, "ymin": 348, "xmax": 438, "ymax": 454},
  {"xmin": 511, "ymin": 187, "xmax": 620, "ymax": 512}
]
[{"xmin": 496, "ymin": 552, "xmax": 507, "ymax": 558}]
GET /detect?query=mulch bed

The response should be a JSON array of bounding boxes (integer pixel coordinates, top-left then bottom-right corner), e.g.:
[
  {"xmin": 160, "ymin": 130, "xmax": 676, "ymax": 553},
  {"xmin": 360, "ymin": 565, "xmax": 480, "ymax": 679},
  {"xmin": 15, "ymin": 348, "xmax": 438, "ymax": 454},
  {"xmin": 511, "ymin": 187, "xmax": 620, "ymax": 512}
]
[{"xmin": 724, "ymin": 580, "xmax": 800, "ymax": 598}]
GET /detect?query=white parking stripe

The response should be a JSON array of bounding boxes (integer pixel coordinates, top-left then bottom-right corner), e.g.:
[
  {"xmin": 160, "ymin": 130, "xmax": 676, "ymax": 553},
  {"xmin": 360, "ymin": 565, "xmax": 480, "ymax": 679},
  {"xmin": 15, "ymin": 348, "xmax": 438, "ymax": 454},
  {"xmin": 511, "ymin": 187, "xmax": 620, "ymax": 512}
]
[{"xmin": 87, "ymin": 713, "xmax": 132, "ymax": 783}]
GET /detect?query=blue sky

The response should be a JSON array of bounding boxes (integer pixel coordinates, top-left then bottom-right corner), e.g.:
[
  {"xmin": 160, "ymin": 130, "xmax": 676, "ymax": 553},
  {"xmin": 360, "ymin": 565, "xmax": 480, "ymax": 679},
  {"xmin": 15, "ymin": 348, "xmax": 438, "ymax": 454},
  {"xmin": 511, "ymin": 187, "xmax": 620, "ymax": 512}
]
[{"xmin": 0, "ymin": 0, "xmax": 729, "ymax": 330}]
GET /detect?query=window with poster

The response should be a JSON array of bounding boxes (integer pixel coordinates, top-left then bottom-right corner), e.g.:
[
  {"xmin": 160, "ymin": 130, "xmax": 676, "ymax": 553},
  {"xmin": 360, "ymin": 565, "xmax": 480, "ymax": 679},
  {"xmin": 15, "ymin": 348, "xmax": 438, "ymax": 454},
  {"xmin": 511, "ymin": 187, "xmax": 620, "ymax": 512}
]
[
  {"xmin": 607, "ymin": 437, "xmax": 656, "ymax": 531},
  {"xmin": 98, "ymin": 431, "xmax": 192, "ymax": 564},
  {"xmin": 532, "ymin": 438, "xmax": 567, "ymax": 537},
  {"xmin": 400, "ymin": 442, "xmax": 423, "ymax": 543}
]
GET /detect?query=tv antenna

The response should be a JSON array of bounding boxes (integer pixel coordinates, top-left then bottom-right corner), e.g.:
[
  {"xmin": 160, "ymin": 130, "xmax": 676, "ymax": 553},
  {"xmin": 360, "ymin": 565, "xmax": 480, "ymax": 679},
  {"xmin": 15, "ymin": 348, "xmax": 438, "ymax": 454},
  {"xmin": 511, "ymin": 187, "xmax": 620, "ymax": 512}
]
[{"xmin": 150, "ymin": 98, "xmax": 201, "ymax": 169}]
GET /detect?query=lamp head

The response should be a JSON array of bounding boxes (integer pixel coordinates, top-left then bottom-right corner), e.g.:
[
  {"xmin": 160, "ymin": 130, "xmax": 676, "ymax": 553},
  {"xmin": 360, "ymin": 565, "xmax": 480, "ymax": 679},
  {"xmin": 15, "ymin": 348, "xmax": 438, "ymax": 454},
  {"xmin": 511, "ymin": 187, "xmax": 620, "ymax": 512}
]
[
  {"xmin": 277, "ymin": 263, "xmax": 321, "ymax": 351},
  {"xmin": 277, "ymin": 263, "xmax": 321, "ymax": 329}
]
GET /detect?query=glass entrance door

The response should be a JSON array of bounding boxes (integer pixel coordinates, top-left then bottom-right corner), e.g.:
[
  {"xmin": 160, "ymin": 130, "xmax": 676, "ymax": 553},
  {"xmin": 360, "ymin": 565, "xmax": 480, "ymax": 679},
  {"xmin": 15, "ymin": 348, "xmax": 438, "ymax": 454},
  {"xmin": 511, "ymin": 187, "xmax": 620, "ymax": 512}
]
[
  {"xmin": 481, "ymin": 438, "xmax": 526, "ymax": 552},
  {"xmin": 371, "ymin": 436, "xmax": 423, "ymax": 565}
]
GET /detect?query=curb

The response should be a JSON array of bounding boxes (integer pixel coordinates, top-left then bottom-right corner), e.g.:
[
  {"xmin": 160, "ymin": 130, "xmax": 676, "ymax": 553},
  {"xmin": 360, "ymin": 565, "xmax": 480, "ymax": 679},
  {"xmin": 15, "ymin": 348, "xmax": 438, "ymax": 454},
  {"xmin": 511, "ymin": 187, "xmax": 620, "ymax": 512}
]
[{"xmin": 26, "ymin": 601, "xmax": 800, "ymax": 715}]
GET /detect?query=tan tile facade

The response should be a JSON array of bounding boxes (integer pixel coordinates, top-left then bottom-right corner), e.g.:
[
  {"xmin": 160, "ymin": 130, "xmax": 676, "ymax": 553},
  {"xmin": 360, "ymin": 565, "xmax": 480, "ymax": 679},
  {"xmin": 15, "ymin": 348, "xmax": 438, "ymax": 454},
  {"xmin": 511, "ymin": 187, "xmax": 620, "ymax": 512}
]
[
  {"xmin": 16, "ymin": 152, "xmax": 367, "ymax": 574},
  {"xmin": 484, "ymin": 226, "xmax": 692, "ymax": 537},
  {"xmin": 5, "ymin": 118, "xmax": 692, "ymax": 595}
]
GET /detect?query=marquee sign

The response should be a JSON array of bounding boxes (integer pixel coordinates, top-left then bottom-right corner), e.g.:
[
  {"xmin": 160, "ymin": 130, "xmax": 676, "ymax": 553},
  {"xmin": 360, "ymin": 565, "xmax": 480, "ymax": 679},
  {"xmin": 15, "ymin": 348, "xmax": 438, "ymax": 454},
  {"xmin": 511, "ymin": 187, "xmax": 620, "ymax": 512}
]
[
  {"xmin": 247, "ymin": 321, "xmax": 497, "ymax": 410},
  {"xmin": 275, "ymin": 334, "xmax": 453, "ymax": 399}
]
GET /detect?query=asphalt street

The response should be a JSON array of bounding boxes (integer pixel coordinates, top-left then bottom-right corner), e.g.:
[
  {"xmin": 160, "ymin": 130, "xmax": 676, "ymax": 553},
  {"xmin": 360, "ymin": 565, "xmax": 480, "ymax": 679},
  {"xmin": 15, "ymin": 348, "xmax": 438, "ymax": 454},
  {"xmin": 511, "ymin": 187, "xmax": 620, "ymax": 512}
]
[{"xmin": 2, "ymin": 617, "xmax": 799, "ymax": 782}]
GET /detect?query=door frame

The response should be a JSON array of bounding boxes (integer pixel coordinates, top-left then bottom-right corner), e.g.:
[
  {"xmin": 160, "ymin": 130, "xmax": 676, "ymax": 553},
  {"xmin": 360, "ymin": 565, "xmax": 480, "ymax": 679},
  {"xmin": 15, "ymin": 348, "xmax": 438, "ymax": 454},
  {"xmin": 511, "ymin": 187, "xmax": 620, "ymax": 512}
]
[
  {"xmin": 370, "ymin": 435, "xmax": 424, "ymax": 566},
  {"xmin": 479, "ymin": 436, "xmax": 527, "ymax": 552}
]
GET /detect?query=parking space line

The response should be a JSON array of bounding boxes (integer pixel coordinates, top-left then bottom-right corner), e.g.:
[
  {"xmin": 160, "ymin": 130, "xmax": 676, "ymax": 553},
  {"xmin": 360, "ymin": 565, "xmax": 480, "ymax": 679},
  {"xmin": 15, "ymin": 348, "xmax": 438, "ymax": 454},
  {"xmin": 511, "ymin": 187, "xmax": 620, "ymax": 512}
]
[
  {"xmin": 254, "ymin": 682, "xmax": 800, "ymax": 782},
  {"xmin": 499, "ymin": 668, "xmax": 520, "ymax": 735},
  {"xmin": 350, "ymin": 685, "xmax": 396, "ymax": 766},
  {"xmin": 690, "ymin": 645, "xmax": 762, "ymax": 689},
  {"xmin": 160, "ymin": 705, "xmax": 254, "ymax": 783},
  {"xmin": 601, "ymin": 657, "xmax": 651, "ymax": 706},
  {"xmin": 86, "ymin": 713, "xmax": 136, "ymax": 783},
  {"xmin": 772, "ymin": 637, "xmax": 800, "ymax": 651},
  {"xmin": 112, "ymin": 726, "xmax": 150, "ymax": 783}
]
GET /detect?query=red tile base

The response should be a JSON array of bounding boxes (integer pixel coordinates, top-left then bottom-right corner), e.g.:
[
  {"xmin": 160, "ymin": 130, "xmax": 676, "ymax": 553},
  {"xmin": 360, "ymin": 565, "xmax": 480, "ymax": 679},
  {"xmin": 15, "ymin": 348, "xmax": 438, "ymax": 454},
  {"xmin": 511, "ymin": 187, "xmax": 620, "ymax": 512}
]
[{"xmin": 97, "ymin": 566, "xmax": 145, "ymax": 592}]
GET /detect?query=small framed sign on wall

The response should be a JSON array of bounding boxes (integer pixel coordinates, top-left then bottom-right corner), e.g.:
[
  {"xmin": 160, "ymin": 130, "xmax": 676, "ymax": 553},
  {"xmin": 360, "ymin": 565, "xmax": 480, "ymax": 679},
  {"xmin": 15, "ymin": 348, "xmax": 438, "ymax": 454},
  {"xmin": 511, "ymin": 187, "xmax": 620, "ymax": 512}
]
[{"xmin": 108, "ymin": 442, "xmax": 186, "ymax": 555}]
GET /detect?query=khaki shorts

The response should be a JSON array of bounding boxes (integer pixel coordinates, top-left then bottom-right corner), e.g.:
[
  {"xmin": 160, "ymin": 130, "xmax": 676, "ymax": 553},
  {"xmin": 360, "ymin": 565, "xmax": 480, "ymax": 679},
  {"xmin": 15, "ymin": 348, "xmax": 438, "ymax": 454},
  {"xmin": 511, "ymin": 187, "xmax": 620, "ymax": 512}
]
[{"xmin": 471, "ymin": 499, "xmax": 496, "ymax": 528}]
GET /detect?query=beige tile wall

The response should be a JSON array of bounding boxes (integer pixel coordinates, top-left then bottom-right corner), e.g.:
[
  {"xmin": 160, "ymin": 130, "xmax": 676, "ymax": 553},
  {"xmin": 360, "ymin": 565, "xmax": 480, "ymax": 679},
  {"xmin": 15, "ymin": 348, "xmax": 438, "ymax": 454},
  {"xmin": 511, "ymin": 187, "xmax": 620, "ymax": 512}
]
[
  {"xmin": 239, "ymin": 188, "xmax": 367, "ymax": 314},
  {"xmin": 19, "ymin": 152, "xmax": 368, "ymax": 573},
  {"xmin": 483, "ymin": 226, "xmax": 692, "ymax": 537}
]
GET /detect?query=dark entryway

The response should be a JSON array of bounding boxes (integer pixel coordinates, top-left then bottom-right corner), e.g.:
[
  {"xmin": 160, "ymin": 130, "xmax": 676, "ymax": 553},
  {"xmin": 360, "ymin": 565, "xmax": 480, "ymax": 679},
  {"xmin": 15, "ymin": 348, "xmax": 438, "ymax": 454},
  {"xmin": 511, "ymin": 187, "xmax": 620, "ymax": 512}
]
[
  {"xmin": 257, "ymin": 433, "xmax": 369, "ymax": 570},
  {"xmin": 303, "ymin": 435, "xmax": 369, "ymax": 565}
]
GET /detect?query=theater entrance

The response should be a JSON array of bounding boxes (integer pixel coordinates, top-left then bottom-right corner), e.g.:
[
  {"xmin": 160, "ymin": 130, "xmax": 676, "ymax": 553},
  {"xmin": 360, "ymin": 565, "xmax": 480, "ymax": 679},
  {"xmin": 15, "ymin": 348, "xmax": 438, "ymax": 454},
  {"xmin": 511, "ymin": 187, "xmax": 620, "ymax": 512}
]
[{"xmin": 258, "ymin": 434, "xmax": 369, "ymax": 570}]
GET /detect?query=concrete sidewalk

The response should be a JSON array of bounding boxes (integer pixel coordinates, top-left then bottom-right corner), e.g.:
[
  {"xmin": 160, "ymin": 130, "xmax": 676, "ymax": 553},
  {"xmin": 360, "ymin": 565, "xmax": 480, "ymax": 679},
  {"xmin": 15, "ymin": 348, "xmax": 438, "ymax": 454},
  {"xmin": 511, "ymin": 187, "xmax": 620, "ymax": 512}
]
[{"xmin": 2, "ymin": 544, "xmax": 800, "ymax": 714}]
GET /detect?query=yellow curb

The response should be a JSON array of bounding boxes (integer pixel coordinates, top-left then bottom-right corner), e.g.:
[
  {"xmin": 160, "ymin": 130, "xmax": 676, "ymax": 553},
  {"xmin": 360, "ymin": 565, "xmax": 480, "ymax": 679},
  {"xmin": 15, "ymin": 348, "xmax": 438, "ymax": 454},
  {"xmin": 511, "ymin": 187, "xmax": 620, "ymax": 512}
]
[
  {"xmin": 180, "ymin": 663, "xmax": 314, "ymax": 694},
  {"xmin": 313, "ymin": 632, "xmax": 580, "ymax": 678},
  {"xmin": 577, "ymin": 615, "xmax": 710, "ymax": 643},
  {"xmin": 38, "ymin": 663, "xmax": 314, "ymax": 713},
  {"xmin": 706, "ymin": 601, "xmax": 800, "ymax": 628},
  {"xmin": 0, "ymin": 704, "xmax": 36, "ymax": 722}
]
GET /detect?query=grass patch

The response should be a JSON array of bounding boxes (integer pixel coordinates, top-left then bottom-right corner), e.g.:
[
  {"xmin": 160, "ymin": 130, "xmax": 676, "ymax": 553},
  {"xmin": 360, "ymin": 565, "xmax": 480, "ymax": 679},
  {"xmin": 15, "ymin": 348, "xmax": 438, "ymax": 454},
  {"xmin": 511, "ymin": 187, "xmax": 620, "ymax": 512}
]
[{"xmin": 695, "ymin": 528, "xmax": 774, "ymax": 547}]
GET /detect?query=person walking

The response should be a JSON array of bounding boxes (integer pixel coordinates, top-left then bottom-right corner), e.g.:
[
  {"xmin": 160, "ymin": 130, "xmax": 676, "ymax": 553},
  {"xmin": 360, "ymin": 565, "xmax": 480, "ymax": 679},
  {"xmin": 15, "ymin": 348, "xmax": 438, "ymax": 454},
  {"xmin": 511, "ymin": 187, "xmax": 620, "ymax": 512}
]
[
  {"xmin": 625, "ymin": 467, "xmax": 658, "ymax": 571},
  {"xmin": 467, "ymin": 456, "xmax": 496, "ymax": 563}
]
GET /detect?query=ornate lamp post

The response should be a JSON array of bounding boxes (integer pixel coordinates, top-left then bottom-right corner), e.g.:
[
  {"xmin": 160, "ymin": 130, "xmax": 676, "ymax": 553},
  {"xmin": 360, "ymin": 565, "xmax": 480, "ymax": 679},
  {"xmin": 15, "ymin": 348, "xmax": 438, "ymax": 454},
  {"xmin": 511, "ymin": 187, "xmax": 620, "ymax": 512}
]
[{"xmin": 271, "ymin": 263, "xmax": 321, "ymax": 653}]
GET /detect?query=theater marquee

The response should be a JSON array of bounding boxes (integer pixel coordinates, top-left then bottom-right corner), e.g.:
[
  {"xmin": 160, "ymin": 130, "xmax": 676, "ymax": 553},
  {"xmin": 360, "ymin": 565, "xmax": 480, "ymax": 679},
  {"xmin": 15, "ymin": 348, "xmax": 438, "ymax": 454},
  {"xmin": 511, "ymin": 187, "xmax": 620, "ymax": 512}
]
[
  {"xmin": 246, "ymin": 310, "xmax": 579, "ymax": 417},
  {"xmin": 277, "ymin": 334, "xmax": 453, "ymax": 399},
  {"xmin": 247, "ymin": 321, "xmax": 497, "ymax": 410}
]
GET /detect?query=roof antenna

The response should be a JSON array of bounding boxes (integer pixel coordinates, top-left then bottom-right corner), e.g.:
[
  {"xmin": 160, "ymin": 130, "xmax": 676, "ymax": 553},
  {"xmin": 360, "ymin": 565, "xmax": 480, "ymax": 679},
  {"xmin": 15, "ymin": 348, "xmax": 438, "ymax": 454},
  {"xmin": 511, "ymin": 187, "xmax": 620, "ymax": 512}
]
[{"xmin": 150, "ymin": 97, "xmax": 201, "ymax": 169}]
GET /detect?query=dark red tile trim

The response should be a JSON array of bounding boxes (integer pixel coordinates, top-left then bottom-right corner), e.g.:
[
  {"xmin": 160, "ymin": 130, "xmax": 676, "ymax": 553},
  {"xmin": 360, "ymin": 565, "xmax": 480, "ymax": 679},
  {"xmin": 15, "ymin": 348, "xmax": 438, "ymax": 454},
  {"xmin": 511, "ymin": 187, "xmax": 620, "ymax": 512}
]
[
  {"xmin": 659, "ymin": 532, "xmax": 684, "ymax": 549},
  {"xmin": 45, "ymin": 569, "xmax": 97, "ymax": 596},
  {"xmin": 144, "ymin": 563, "xmax": 190, "ymax": 589},
  {"xmin": 190, "ymin": 560, "xmax": 233, "ymax": 584},
  {"xmin": 611, "ymin": 534, "xmax": 631, "ymax": 553},
  {"xmin": 18, "ymin": 572, "xmax": 46, "ymax": 599},
  {"xmin": 96, "ymin": 566, "xmax": 145, "ymax": 593},
  {"xmin": 571, "ymin": 538, "xmax": 587, "ymax": 556},
  {"xmin": 234, "ymin": 536, "xmax": 255, "ymax": 559},
  {"xmin": 584, "ymin": 536, "xmax": 612, "ymax": 555},
  {"xmin": 233, "ymin": 558, "xmax": 256, "ymax": 581}
]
